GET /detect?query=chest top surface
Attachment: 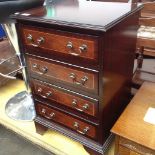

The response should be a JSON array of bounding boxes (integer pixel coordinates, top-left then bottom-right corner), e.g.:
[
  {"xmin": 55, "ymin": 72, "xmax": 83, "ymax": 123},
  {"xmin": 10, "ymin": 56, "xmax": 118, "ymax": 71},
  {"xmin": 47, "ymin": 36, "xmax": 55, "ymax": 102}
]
[{"xmin": 12, "ymin": 0, "xmax": 142, "ymax": 31}]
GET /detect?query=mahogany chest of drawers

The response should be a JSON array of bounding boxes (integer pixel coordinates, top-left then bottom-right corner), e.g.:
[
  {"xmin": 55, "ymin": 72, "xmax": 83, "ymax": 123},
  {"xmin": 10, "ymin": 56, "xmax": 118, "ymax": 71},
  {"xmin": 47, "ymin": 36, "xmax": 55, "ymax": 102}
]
[{"xmin": 13, "ymin": 1, "xmax": 142, "ymax": 154}]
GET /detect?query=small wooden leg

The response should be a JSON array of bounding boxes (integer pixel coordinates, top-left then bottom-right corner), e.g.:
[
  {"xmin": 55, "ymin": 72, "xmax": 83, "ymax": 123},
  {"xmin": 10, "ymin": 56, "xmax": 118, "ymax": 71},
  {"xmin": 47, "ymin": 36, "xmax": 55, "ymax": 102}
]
[
  {"xmin": 137, "ymin": 46, "xmax": 144, "ymax": 69},
  {"xmin": 137, "ymin": 53, "xmax": 143, "ymax": 69},
  {"xmin": 35, "ymin": 122, "xmax": 48, "ymax": 135},
  {"xmin": 84, "ymin": 146, "xmax": 102, "ymax": 155}
]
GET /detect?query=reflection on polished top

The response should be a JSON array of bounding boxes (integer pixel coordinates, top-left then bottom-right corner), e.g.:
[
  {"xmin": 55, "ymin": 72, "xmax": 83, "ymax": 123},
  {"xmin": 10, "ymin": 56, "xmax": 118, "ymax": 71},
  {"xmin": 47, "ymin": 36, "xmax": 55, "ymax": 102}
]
[{"xmin": 13, "ymin": 0, "xmax": 142, "ymax": 31}]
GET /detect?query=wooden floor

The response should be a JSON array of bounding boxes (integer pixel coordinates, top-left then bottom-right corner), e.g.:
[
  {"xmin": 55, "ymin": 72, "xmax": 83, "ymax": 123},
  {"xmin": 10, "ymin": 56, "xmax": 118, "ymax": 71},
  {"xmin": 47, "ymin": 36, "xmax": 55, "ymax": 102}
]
[{"xmin": 0, "ymin": 79, "xmax": 114, "ymax": 155}]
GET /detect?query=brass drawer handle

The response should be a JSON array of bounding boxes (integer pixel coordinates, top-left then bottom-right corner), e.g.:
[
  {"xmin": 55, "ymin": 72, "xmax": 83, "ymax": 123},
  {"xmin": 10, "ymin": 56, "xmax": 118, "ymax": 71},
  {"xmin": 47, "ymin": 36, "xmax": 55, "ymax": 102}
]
[
  {"xmin": 37, "ymin": 87, "xmax": 52, "ymax": 98},
  {"xmin": 72, "ymin": 99, "xmax": 89, "ymax": 112},
  {"xmin": 82, "ymin": 104, "xmax": 89, "ymax": 110},
  {"xmin": 41, "ymin": 108, "xmax": 46, "ymax": 114},
  {"xmin": 79, "ymin": 44, "xmax": 87, "ymax": 53},
  {"xmin": 27, "ymin": 34, "xmax": 38, "ymax": 47},
  {"xmin": 67, "ymin": 42, "xmax": 80, "ymax": 56},
  {"xmin": 41, "ymin": 92, "xmax": 52, "ymax": 99},
  {"xmin": 31, "ymin": 43, "xmax": 39, "ymax": 47},
  {"xmin": 73, "ymin": 122, "xmax": 90, "ymax": 135},
  {"xmin": 27, "ymin": 34, "xmax": 45, "ymax": 47},
  {"xmin": 68, "ymin": 51, "xmax": 80, "ymax": 56},
  {"xmin": 66, "ymin": 41, "xmax": 73, "ymax": 49},
  {"xmin": 37, "ymin": 87, "xmax": 42, "ymax": 93},
  {"xmin": 37, "ymin": 37, "xmax": 45, "ymax": 45},
  {"xmin": 27, "ymin": 34, "xmax": 33, "ymax": 42},
  {"xmin": 32, "ymin": 63, "xmax": 48, "ymax": 75},
  {"xmin": 41, "ymin": 108, "xmax": 55, "ymax": 120},
  {"xmin": 69, "ymin": 73, "xmax": 88, "ymax": 86},
  {"xmin": 32, "ymin": 63, "xmax": 38, "ymax": 68},
  {"xmin": 39, "ymin": 66, "xmax": 48, "ymax": 74},
  {"xmin": 67, "ymin": 42, "xmax": 87, "ymax": 56}
]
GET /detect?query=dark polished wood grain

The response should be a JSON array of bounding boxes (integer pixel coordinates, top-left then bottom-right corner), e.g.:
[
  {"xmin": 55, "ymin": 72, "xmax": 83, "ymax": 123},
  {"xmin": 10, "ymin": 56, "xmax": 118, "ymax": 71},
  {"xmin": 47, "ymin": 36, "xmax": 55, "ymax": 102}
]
[
  {"xmin": 35, "ymin": 116, "xmax": 105, "ymax": 154},
  {"xmin": 99, "ymin": 10, "xmax": 140, "ymax": 144},
  {"xmin": 22, "ymin": 26, "xmax": 98, "ymax": 60},
  {"xmin": 27, "ymin": 56, "xmax": 98, "ymax": 93},
  {"xmin": 12, "ymin": 1, "xmax": 142, "ymax": 31},
  {"xmin": 35, "ymin": 122, "xmax": 48, "ymax": 135},
  {"xmin": 31, "ymin": 79, "xmax": 98, "ymax": 117},
  {"xmin": 84, "ymin": 146, "xmax": 102, "ymax": 155},
  {"xmin": 14, "ymin": 1, "xmax": 142, "ymax": 154},
  {"xmin": 36, "ymin": 102, "xmax": 97, "ymax": 139}
]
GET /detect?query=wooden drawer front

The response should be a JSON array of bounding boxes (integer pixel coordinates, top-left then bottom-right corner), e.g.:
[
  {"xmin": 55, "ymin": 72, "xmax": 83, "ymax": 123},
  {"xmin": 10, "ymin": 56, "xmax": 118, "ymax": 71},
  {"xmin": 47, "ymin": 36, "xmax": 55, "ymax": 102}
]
[
  {"xmin": 32, "ymin": 80, "xmax": 98, "ymax": 117},
  {"xmin": 119, "ymin": 137, "xmax": 155, "ymax": 155},
  {"xmin": 119, "ymin": 145, "xmax": 141, "ymax": 155},
  {"xmin": 23, "ymin": 28, "xmax": 98, "ymax": 60},
  {"xmin": 28, "ymin": 57, "xmax": 98, "ymax": 92},
  {"xmin": 36, "ymin": 103, "xmax": 97, "ymax": 139}
]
